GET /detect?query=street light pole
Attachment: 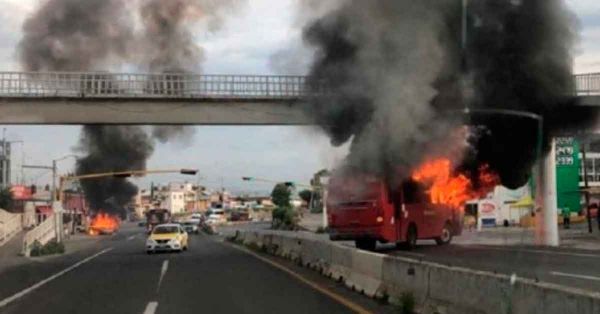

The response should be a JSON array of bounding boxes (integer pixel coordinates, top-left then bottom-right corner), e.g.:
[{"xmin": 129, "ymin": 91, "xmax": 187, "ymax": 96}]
[{"xmin": 52, "ymin": 160, "xmax": 57, "ymax": 201}]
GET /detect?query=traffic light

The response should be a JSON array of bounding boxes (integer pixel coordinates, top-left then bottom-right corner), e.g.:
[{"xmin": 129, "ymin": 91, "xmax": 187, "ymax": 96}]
[
  {"xmin": 242, "ymin": 177, "xmax": 254, "ymax": 181},
  {"xmin": 30, "ymin": 184, "xmax": 37, "ymax": 194},
  {"xmin": 284, "ymin": 182, "xmax": 295, "ymax": 187},
  {"xmin": 180, "ymin": 169, "xmax": 198, "ymax": 175}
]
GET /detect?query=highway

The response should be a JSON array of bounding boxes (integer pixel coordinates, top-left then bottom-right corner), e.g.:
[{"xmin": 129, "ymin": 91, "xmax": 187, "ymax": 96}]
[
  {"xmin": 222, "ymin": 222, "xmax": 600, "ymax": 292},
  {"xmin": 0, "ymin": 223, "xmax": 393, "ymax": 314},
  {"xmin": 388, "ymin": 242, "xmax": 600, "ymax": 291}
]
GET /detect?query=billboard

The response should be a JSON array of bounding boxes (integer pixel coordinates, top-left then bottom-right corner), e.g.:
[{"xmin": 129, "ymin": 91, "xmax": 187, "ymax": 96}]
[
  {"xmin": 10, "ymin": 185, "xmax": 33, "ymax": 200},
  {"xmin": 555, "ymin": 137, "xmax": 581, "ymax": 215}
]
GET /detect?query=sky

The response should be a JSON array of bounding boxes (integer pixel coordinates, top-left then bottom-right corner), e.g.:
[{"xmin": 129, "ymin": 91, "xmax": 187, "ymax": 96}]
[{"xmin": 0, "ymin": 0, "xmax": 598, "ymax": 194}]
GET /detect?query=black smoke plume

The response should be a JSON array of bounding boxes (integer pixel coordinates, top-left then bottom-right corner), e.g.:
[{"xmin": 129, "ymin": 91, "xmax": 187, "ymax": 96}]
[
  {"xmin": 138, "ymin": 0, "xmax": 240, "ymax": 72},
  {"xmin": 76, "ymin": 126, "xmax": 154, "ymax": 214},
  {"xmin": 18, "ymin": 0, "xmax": 242, "ymax": 214},
  {"xmin": 302, "ymin": 0, "xmax": 593, "ymax": 189},
  {"xmin": 18, "ymin": 0, "xmax": 133, "ymax": 71}
]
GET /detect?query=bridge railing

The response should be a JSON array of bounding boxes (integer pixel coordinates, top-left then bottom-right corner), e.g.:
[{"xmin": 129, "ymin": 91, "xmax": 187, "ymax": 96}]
[
  {"xmin": 0, "ymin": 72, "xmax": 310, "ymax": 99},
  {"xmin": 574, "ymin": 73, "xmax": 600, "ymax": 96},
  {"xmin": 0, "ymin": 71, "xmax": 598, "ymax": 98}
]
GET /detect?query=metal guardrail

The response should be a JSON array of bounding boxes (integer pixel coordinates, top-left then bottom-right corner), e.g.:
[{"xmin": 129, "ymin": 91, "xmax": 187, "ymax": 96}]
[
  {"xmin": 0, "ymin": 71, "xmax": 597, "ymax": 99},
  {"xmin": 0, "ymin": 72, "xmax": 310, "ymax": 99}
]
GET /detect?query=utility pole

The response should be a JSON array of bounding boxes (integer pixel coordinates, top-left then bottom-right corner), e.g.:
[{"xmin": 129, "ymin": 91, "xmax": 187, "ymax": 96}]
[
  {"xmin": 1, "ymin": 128, "xmax": 6, "ymax": 189},
  {"xmin": 52, "ymin": 160, "xmax": 57, "ymax": 201}
]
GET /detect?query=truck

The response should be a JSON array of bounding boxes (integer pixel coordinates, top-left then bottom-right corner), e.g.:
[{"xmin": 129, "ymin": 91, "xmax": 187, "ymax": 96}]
[
  {"xmin": 145, "ymin": 209, "xmax": 171, "ymax": 233},
  {"xmin": 327, "ymin": 174, "xmax": 463, "ymax": 251}
]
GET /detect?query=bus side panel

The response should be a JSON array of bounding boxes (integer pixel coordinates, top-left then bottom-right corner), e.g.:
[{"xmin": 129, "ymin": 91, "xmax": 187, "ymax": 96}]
[
  {"xmin": 379, "ymin": 201, "xmax": 400, "ymax": 243},
  {"xmin": 400, "ymin": 204, "xmax": 424, "ymax": 240},
  {"xmin": 421, "ymin": 204, "xmax": 451, "ymax": 239}
]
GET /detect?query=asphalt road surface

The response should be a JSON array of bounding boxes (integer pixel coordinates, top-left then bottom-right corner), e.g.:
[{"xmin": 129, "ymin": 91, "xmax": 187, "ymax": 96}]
[
  {"xmin": 387, "ymin": 241, "xmax": 600, "ymax": 292},
  {"xmin": 0, "ymin": 223, "xmax": 393, "ymax": 314},
  {"xmin": 222, "ymin": 222, "xmax": 600, "ymax": 292}
]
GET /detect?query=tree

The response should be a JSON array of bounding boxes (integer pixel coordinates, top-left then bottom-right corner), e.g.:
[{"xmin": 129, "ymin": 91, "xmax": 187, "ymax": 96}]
[
  {"xmin": 271, "ymin": 183, "xmax": 291, "ymax": 208},
  {"xmin": 0, "ymin": 187, "xmax": 14, "ymax": 210},
  {"xmin": 271, "ymin": 183, "xmax": 298, "ymax": 230},
  {"xmin": 298, "ymin": 189, "xmax": 313, "ymax": 205}
]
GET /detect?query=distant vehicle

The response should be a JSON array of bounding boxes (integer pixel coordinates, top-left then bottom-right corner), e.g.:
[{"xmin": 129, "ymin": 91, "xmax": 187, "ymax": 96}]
[
  {"xmin": 145, "ymin": 209, "xmax": 171, "ymax": 233},
  {"xmin": 181, "ymin": 221, "xmax": 199, "ymax": 234},
  {"xmin": 191, "ymin": 213, "xmax": 203, "ymax": 220},
  {"xmin": 230, "ymin": 211, "xmax": 250, "ymax": 222},
  {"xmin": 138, "ymin": 219, "xmax": 147, "ymax": 227},
  {"xmin": 327, "ymin": 174, "xmax": 463, "ymax": 251},
  {"xmin": 188, "ymin": 217, "xmax": 201, "ymax": 225},
  {"xmin": 206, "ymin": 213, "xmax": 226, "ymax": 226},
  {"xmin": 208, "ymin": 208, "xmax": 225, "ymax": 216},
  {"xmin": 146, "ymin": 224, "xmax": 189, "ymax": 254}
]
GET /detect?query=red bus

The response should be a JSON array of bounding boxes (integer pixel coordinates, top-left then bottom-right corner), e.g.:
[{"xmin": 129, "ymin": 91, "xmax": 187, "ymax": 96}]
[
  {"xmin": 327, "ymin": 175, "xmax": 463, "ymax": 251},
  {"xmin": 145, "ymin": 209, "xmax": 171, "ymax": 233}
]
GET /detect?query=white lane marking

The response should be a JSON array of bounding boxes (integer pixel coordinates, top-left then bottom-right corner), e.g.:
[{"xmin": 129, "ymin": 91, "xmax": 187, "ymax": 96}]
[
  {"xmin": 468, "ymin": 245, "xmax": 600, "ymax": 259},
  {"xmin": 127, "ymin": 235, "xmax": 136, "ymax": 241},
  {"xmin": 143, "ymin": 301, "xmax": 159, "ymax": 314},
  {"xmin": 550, "ymin": 271, "xmax": 600, "ymax": 282},
  {"xmin": 156, "ymin": 260, "xmax": 169, "ymax": 292},
  {"xmin": 0, "ymin": 248, "xmax": 113, "ymax": 309}
]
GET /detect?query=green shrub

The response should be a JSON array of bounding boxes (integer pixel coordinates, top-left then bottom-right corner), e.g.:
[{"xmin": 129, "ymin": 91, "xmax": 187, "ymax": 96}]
[
  {"xmin": 272, "ymin": 206, "xmax": 298, "ymax": 230},
  {"xmin": 30, "ymin": 240, "xmax": 65, "ymax": 257},
  {"xmin": 399, "ymin": 292, "xmax": 416, "ymax": 314},
  {"xmin": 315, "ymin": 226, "xmax": 328, "ymax": 234}
]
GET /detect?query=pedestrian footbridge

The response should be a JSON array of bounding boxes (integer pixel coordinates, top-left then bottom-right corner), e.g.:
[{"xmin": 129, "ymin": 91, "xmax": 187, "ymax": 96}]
[{"xmin": 0, "ymin": 71, "xmax": 597, "ymax": 124}]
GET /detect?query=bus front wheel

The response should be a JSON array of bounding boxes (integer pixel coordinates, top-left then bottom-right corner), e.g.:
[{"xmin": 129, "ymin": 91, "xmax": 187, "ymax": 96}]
[{"xmin": 435, "ymin": 222, "xmax": 453, "ymax": 246}]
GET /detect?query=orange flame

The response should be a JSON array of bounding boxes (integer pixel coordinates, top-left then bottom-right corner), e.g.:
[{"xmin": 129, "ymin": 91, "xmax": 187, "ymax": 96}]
[
  {"xmin": 89, "ymin": 213, "xmax": 119, "ymax": 235},
  {"xmin": 412, "ymin": 158, "xmax": 500, "ymax": 209}
]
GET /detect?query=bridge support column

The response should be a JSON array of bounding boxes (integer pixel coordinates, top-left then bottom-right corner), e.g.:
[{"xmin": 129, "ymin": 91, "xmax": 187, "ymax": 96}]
[{"xmin": 536, "ymin": 138, "xmax": 559, "ymax": 246}]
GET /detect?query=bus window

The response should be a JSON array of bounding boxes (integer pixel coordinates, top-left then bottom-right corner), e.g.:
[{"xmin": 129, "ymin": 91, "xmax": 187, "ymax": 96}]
[{"xmin": 402, "ymin": 180, "xmax": 427, "ymax": 204}]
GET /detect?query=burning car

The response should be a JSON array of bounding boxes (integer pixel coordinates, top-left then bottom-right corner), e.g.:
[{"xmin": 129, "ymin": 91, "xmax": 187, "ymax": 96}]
[{"xmin": 88, "ymin": 213, "xmax": 120, "ymax": 236}]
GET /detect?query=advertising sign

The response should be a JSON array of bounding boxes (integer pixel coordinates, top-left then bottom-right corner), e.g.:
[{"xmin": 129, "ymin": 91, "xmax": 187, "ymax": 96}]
[
  {"xmin": 555, "ymin": 137, "xmax": 581, "ymax": 215},
  {"xmin": 10, "ymin": 185, "xmax": 32, "ymax": 200}
]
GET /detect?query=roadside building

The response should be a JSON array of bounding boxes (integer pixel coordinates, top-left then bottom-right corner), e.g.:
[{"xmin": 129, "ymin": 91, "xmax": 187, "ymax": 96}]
[{"xmin": 164, "ymin": 190, "xmax": 185, "ymax": 214}]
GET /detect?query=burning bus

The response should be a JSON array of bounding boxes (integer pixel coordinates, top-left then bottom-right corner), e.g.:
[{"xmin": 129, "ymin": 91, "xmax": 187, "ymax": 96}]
[{"xmin": 327, "ymin": 159, "xmax": 499, "ymax": 251}]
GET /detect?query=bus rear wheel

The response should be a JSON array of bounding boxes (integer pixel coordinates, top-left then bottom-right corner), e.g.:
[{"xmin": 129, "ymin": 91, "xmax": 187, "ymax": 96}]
[
  {"xmin": 355, "ymin": 239, "xmax": 376, "ymax": 251},
  {"xmin": 399, "ymin": 225, "xmax": 418, "ymax": 250},
  {"xmin": 435, "ymin": 222, "xmax": 453, "ymax": 246}
]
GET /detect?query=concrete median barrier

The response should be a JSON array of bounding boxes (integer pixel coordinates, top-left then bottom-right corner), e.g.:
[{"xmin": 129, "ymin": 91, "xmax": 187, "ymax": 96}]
[
  {"xmin": 232, "ymin": 229, "xmax": 600, "ymax": 314},
  {"xmin": 345, "ymin": 249, "xmax": 385, "ymax": 298},
  {"xmin": 300, "ymin": 238, "xmax": 332, "ymax": 274},
  {"xmin": 382, "ymin": 255, "xmax": 430, "ymax": 306},
  {"xmin": 329, "ymin": 244, "xmax": 353, "ymax": 282}
]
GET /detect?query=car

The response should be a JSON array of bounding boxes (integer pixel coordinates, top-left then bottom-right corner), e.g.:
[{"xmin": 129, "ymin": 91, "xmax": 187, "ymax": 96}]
[
  {"xmin": 206, "ymin": 213, "xmax": 227, "ymax": 226},
  {"xmin": 191, "ymin": 213, "xmax": 203, "ymax": 220},
  {"xmin": 188, "ymin": 217, "xmax": 201, "ymax": 225},
  {"xmin": 138, "ymin": 219, "xmax": 147, "ymax": 227},
  {"xmin": 181, "ymin": 221, "xmax": 199, "ymax": 234},
  {"xmin": 146, "ymin": 224, "xmax": 189, "ymax": 254}
]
